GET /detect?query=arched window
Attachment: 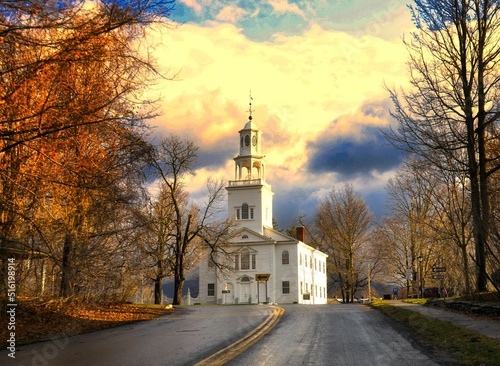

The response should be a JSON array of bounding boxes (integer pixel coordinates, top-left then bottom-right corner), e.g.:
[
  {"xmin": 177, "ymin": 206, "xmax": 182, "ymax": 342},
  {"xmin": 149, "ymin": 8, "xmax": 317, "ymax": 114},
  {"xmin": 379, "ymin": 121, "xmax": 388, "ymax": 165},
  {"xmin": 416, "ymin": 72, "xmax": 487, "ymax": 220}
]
[
  {"xmin": 242, "ymin": 203, "xmax": 249, "ymax": 219},
  {"xmin": 282, "ymin": 250, "xmax": 289, "ymax": 265}
]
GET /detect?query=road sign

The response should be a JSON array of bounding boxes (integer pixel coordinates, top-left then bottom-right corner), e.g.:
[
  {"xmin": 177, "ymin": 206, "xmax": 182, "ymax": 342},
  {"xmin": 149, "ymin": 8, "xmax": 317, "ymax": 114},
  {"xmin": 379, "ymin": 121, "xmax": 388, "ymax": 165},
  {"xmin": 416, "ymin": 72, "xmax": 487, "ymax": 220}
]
[
  {"xmin": 255, "ymin": 273, "xmax": 270, "ymax": 281},
  {"xmin": 432, "ymin": 274, "xmax": 444, "ymax": 280},
  {"xmin": 406, "ymin": 269, "xmax": 413, "ymax": 280},
  {"xmin": 222, "ymin": 290, "xmax": 230, "ymax": 293},
  {"xmin": 432, "ymin": 267, "xmax": 446, "ymax": 272}
]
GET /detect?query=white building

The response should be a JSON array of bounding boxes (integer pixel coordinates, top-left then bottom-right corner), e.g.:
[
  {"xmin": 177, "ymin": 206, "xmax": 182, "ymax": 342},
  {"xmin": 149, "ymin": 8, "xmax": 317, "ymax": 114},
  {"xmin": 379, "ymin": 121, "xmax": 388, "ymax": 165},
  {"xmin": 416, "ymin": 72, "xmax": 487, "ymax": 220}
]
[{"xmin": 198, "ymin": 111, "xmax": 328, "ymax": 305}]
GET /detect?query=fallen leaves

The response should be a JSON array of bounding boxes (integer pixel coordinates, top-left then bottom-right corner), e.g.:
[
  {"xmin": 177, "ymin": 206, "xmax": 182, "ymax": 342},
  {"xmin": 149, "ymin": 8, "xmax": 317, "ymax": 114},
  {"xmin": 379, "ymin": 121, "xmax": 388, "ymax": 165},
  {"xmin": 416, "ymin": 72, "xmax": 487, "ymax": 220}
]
[{"xmin": 1, "ymin": 299, "xmax": 174, "ymax": 346}]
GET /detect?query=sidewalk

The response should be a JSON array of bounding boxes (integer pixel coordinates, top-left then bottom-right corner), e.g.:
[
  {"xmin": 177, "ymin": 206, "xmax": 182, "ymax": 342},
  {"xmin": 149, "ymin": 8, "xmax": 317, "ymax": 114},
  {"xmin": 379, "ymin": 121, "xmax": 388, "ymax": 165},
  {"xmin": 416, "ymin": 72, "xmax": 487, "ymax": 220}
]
[{"xmin": 390, "ymin": 300, "xmax": 500, "ymax": 340}]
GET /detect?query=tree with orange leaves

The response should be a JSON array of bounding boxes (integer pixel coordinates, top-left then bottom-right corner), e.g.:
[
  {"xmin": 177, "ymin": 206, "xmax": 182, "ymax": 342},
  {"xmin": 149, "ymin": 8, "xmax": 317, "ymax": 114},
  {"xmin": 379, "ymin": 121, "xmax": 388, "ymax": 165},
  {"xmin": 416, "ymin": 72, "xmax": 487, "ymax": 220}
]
[{"xmin": 0, "ymin": 0, "xmax": 174, "ymax": 302}]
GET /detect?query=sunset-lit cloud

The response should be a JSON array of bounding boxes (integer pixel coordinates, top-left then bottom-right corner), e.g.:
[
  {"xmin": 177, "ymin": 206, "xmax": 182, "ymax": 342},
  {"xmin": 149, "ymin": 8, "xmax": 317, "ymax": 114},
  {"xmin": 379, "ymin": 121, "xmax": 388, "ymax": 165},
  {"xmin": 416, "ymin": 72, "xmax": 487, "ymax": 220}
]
[
  {"xmin": 148, "ymin": 0, "xmax": 416, "ymax": 227},
  {"xmin": 216, "ymin": 5, "xmax": 248, "ymax": 23},
  {"xmin": 267, "ymin": 0, "xmax": 305, "ymax": 17}
]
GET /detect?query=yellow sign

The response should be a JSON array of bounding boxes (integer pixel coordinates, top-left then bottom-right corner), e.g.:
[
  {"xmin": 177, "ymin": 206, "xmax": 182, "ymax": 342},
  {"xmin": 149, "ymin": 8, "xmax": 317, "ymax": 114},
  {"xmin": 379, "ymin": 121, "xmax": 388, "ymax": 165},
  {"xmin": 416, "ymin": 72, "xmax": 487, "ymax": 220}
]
[{"xmin": 255, "ymin": 273, "xmax": 270, "ymax": 281}]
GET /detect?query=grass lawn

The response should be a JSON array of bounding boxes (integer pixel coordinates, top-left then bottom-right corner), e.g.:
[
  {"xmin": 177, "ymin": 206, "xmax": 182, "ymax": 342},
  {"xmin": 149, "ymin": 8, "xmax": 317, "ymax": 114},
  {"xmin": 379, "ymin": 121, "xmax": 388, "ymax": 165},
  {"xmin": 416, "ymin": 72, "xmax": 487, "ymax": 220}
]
[{"xmin": 371, "ymin": 299, "xmax": 500, "ymax": 366}]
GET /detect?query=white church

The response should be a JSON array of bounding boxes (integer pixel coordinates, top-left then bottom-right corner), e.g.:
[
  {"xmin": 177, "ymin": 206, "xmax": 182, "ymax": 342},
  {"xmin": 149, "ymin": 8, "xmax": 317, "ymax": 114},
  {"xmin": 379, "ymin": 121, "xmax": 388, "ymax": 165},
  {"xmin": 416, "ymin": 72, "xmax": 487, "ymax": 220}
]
[{"xmin": 198, "ymin": 108, "xmax": 328, "ymax": 305}]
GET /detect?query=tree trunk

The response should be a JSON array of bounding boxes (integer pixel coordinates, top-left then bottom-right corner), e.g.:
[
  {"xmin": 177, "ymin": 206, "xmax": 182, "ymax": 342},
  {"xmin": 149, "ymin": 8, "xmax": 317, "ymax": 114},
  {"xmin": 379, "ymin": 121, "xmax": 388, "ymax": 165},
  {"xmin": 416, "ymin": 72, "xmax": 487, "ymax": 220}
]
[
  {"xmin": 173, "ymin": 273, "xmax": 184, "ymax": 305},
  {"xmin": 476, "ymin": 19, "xmax": 490, "ymax": 293},
  {"xmin": 154, "ymin": 276, "xmax": 162, "ymax": 304},
  {"xmin": 461, "ymin": 243, "xmax": 471, "ymax": 294},
  {"xmin": 59, "ymin": 234, "xmax": 73, "ymax": 298}
]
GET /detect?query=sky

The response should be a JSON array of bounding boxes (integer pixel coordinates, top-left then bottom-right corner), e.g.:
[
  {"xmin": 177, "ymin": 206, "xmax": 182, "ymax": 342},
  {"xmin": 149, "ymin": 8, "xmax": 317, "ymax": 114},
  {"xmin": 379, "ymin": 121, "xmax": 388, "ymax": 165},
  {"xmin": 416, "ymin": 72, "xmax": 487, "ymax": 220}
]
[{"xmin": 146, "ymin": 0, "xmax": 417, "ymax": 229}]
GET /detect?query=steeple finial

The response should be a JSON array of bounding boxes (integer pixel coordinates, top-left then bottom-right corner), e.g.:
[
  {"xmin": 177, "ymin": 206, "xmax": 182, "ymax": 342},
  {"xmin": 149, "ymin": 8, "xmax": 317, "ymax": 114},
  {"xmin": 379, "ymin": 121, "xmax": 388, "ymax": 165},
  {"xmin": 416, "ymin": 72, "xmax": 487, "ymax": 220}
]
[{"xmin": 248, "ymin": 89, "xmax": 253, "ymax": 120}]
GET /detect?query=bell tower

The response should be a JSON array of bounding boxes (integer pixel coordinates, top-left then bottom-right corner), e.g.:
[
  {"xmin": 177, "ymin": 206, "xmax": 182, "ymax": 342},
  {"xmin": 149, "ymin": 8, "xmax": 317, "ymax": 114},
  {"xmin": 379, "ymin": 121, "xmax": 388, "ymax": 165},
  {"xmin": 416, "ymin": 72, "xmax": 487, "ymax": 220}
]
[{"xmin": 227, "ymin": 99, "xmax": 273, "ymax": 234}]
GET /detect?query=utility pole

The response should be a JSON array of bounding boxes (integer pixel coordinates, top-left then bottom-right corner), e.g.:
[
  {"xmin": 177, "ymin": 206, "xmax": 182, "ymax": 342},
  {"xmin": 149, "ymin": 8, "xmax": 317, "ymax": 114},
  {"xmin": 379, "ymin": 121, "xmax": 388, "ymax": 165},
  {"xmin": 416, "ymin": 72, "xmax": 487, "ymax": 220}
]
[{"xmin": 367, "ymin": 263, "xmax": 371, "ymax": 302}]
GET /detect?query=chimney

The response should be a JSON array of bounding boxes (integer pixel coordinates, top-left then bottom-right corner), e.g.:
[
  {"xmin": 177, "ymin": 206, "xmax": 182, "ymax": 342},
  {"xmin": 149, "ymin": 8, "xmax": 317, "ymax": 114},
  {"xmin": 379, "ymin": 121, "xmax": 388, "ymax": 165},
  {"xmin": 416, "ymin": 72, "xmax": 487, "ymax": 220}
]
[{"xmin": 296, "ymin": 226, "xmax": 306, "ymax": 242}]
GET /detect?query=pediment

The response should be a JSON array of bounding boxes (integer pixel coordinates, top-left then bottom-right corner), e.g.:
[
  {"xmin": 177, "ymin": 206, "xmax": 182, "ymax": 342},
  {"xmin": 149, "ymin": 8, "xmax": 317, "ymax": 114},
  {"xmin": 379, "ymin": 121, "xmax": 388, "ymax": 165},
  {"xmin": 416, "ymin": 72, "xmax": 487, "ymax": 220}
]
[{"xmin": 230, "ymin": 227, "xmax": 276, "ymax": 245}]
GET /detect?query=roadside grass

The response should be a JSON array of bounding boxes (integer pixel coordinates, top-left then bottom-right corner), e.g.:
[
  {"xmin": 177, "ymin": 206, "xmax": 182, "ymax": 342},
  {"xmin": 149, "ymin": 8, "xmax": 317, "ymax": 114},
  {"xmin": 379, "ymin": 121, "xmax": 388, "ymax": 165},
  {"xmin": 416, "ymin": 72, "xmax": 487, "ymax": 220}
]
[
  {"xmin": 402, "ymin": 298, "xmax": 428, "ymax": 305},
  {"xmin": 371, "ymin": 299, "xmax": 500, "ymax": 366}
]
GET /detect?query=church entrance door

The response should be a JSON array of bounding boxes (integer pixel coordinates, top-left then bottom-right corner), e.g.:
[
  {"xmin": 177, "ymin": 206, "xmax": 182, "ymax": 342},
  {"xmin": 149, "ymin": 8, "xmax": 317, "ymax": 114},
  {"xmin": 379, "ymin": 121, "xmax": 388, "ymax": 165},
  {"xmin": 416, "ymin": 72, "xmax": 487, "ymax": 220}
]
[{"xmin": 240, "ymin": 283, "xmax": 251, "ymax": 303}]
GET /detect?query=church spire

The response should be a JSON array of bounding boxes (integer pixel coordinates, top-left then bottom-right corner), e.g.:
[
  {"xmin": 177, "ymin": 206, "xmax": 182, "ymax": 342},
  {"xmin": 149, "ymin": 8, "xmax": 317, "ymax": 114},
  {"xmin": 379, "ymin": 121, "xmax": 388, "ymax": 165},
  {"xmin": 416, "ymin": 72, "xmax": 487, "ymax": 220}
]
[{"xmin": 248, "ymin": 89, "xmax": 253, "ymax": 121}]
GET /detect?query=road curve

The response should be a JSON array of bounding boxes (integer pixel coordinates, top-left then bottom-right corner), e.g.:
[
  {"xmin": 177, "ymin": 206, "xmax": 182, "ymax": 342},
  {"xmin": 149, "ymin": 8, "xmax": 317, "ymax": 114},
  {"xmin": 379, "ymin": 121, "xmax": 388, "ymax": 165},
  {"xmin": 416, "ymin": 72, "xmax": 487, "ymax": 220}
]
[
  {"xmin": 0, "ymin": 305, "xmax": 274, "ymax": 366},
  {"xmin": 226, "ymin": 304, "xmax": 442, "ymax": 366}
]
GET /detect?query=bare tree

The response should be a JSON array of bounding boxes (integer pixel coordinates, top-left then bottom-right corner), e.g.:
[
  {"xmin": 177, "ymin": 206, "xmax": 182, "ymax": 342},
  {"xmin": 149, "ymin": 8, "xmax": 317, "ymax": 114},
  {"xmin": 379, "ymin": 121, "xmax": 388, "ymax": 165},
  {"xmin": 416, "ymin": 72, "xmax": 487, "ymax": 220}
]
[
  {"xmin": 314, "ymin": 184, "xmax": 373, "ymax": 303},
  {"xmin": 429, "ymin": 165, "xmax": 474, "ymax": 294},
  {"xmin": 387, "ymin": 0, "xmax": 500, "ymax": 292},
  {"xmin": 146, "ymin": 135, "xmax": 231, "ymax": 305},
  {"xmin": 385, "ymin": 158, "xmax": 441, "ymax": 296}
]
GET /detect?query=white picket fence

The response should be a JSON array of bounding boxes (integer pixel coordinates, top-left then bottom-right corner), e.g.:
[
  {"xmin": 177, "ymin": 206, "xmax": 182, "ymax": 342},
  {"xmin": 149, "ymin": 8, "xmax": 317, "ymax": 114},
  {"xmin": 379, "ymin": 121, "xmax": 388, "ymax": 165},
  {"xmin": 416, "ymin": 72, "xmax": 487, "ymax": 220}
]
[{"xmin": 164, "ymin": 288, "xmax": 199, "ymax": 305}]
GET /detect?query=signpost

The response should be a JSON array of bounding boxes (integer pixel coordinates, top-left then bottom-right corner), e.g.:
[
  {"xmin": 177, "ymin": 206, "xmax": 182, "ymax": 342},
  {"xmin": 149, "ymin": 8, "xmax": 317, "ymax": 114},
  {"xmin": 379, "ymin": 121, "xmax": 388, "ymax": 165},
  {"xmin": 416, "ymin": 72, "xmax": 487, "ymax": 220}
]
[
  {"xmin": 432, "ymin": 267, "xmax": 446, "ymax": 272},
  {"xmin": 432, "ymin": 266, "xmax": 446, "ymax": 298},
  {"xmin": 256, "ymin": 274, "xmax": 270, "ymax": 304},
  {"xmin": 255, "ymin": 274, "xmax": 270, "ymax": 281}
]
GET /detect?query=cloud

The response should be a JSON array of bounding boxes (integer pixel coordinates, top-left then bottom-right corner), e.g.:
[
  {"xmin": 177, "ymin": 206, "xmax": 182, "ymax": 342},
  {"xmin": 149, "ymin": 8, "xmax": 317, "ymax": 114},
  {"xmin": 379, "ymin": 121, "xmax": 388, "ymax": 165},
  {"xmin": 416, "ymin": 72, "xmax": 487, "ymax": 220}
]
[
  {"xmin": 216, "ymin": 5, "xmax": 248, "ymax": 23},
  {"xmin": 144, "ymin": 10, "xmax": 414, "ymax": 224},
  {"xmin": 267, "ymin": 0, "xmax": 305, "ymax": 17},
  {"xmin": 307, "ymin": 125, "xmax": 404, "ymax": 179},
  {"xmin": 309, "ymin": 133, "xmax": 403, "ymax": 178},
  {"xmin": 305, "ymin": 98, "xmax": 404, "ymax": 179},
  {"xmin": 178, "ymin": 0, "xmax": 203, "ymax": 16}
]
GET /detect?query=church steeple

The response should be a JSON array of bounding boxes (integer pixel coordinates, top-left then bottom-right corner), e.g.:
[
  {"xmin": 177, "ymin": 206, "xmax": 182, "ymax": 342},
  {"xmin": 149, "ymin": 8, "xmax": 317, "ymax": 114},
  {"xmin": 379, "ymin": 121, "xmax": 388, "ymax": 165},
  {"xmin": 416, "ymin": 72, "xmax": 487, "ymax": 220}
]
[
  {"xmin": 227, "ymin": 99, "xmax": 273, "ymax": 233},
  {"xmin": 234, "ymin": 96, "xmax": 265, "ymax": 181}
]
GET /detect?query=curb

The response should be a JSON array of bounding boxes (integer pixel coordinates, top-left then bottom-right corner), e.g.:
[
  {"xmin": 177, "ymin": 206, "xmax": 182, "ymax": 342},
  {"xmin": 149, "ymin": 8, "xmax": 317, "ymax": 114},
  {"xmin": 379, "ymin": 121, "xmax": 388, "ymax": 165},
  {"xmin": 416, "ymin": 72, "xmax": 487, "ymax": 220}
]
[{"xmin": 195, "ymin": 305, "xmax": 285, "ymax": 366}]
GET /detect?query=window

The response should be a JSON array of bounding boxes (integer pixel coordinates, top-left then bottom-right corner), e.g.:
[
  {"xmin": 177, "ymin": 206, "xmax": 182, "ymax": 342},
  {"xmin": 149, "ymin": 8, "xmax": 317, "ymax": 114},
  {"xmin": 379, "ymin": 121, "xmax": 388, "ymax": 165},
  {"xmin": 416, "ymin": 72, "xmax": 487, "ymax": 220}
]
[
  {"xmin": 250, "ymin": 208, "xmax": 254, "ymax": 219},
  {"xmin": 234, "ymin": 249, "xmax": 256, "ymax": 270},
  {"xmin": 242, "ymin": 203, "xmax": 249, "ymax": 219},
  {"xmin": 241, "ymin": 249, "xmax": 250, "ymax": 270},
  {"xmin": 300, "ymin": 281, "xmax": 303, "ymax": 294},
  {"xmin": 315, "ymin": 259, "xmax": 317, "ymax": 271},
  {"xmin": 304, "ymin": 255, "xmax": 307, "ymax": 267},
  {"xmin": 299, "ymin": 253, "xmax": 302, "ymax": 266},
  {"xmin": 282, "ymin": 250, "xmax": 289, "ymax": 265},
  {"xmin": 282, "ymin": 281, "xmax": 290, "ymax": 294},
  {"xmin": 310, "ymin": 257, "xmax": 313, "ymax": 268},
  {"xmin": 208, "ymin": 283, "xmax": 215, "ymax": 297},
  {"xmin": 236, "ymin": 209, "xmax": 240, "ymax": 220}
]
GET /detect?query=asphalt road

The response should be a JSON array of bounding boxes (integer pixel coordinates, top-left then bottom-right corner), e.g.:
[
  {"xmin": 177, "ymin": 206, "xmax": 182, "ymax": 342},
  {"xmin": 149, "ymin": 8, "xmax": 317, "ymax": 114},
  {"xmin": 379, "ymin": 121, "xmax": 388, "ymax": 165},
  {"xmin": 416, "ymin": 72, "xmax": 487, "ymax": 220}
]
[
  {"xmin": 226, "ymin": 304, "xmax": 442, "ymax": 366},
  {"xmin": 2, "ymin": 304, "xmax": 446, "ymax": 366},
  {"xmin": 1, "ymin": 305, "xmax": 272, "ymax": 366}
]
